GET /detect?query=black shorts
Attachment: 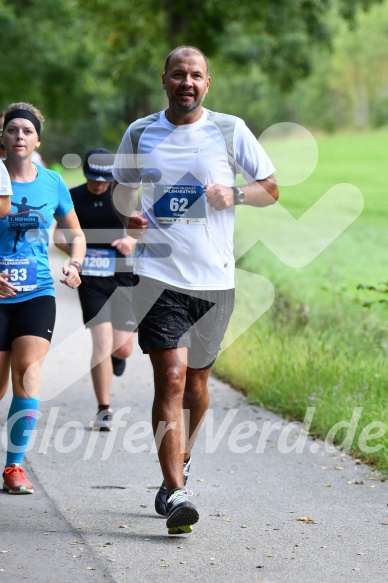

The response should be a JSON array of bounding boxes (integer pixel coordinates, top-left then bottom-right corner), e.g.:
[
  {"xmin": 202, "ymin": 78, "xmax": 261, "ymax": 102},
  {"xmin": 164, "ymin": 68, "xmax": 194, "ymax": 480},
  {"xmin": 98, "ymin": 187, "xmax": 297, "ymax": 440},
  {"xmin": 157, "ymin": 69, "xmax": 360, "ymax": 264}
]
[
  {"xmin": 133, "ymin": 277, "xmax": 235, "ymax": 369},
  {"xmin": 78, "ymin": 272, "xmax": 139, "ymax": 331},
  {"xmin": 0, "ymin": 295, "xmax": 56, "ymax": 351}
]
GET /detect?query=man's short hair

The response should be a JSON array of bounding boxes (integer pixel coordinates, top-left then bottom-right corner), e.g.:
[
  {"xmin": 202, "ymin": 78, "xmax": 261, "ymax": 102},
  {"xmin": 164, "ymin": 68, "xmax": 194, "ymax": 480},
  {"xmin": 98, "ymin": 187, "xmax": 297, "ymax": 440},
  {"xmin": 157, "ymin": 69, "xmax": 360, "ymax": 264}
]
[{"xmin": 164, "ymin": 46, "xmax": 209, "ymax": 75}]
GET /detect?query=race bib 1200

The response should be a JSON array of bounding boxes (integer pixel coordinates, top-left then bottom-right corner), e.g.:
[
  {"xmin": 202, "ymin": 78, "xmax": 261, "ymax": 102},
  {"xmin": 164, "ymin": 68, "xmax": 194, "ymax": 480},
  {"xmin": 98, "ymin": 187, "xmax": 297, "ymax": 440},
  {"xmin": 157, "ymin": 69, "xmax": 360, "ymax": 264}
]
[{"xmin": 82, "ymin": 248, "xmax": 116, "ymax": 277}]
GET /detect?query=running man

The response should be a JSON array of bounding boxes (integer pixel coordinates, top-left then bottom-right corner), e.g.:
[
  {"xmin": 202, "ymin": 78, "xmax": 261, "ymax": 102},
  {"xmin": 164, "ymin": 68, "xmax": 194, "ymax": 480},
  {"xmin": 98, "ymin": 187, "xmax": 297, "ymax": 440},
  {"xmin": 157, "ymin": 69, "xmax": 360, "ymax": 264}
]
[
  {"xmin": 54, "ymin": 149, "xmax": 137, "ymax": 431},
  {"xmin": 112, "ymin": 46, "xmax": 279, "ymax": 534}
]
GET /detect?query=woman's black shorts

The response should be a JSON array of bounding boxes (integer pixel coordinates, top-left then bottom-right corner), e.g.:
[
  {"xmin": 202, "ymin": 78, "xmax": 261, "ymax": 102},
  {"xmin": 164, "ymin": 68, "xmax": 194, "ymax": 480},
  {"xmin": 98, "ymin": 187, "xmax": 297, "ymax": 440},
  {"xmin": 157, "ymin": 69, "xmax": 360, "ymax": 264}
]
[{"xmin": 0, "ymin": 295, "xmax": 56, "ymax": 351}]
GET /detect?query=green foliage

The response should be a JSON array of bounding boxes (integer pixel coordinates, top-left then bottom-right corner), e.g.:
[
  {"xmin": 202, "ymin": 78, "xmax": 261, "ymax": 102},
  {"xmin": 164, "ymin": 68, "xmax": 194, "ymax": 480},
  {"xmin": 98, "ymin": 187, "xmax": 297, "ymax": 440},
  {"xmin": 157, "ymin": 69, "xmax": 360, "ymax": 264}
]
[
  {"xmin": 1, "ymin": 0, "xmax": 385, "ymax": 157},
  {"xmin": 357, "ymin": 282, "xmax": 388, "ymax": 307},
  {"xmin": 214, "ymin": 129, "xmax": 388, "ymax": 474}
]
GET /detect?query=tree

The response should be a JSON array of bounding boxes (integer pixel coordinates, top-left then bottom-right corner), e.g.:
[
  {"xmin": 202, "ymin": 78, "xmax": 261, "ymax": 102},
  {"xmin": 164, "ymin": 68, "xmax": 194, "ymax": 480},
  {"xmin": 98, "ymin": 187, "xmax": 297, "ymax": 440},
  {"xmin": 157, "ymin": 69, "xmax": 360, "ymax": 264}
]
[{"xmin": 1, "ymin": 0, "xmax": 384, "ymax": 157}]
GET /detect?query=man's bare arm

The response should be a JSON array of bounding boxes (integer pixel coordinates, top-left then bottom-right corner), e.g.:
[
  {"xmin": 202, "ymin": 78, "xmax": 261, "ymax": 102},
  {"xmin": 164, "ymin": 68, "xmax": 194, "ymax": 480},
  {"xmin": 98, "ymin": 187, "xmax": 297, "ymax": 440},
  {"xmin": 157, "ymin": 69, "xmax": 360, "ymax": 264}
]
[
  {"xmin": 111, "ymin": 180, "xmax": 148, "ymax": 238},
  {"xmin": 111, "ymin": 180, "xmax": 140, "ymax": 226},
  {"xmin": 205, "ymin": 174, "xmax": 279, "ymax": 210}
]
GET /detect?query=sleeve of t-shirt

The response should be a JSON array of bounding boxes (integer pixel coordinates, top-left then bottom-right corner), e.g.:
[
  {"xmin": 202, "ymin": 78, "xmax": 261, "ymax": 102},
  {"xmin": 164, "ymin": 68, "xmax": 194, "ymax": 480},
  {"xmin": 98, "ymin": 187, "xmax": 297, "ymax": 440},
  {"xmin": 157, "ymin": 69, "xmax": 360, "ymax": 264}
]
[
  {"xmin": 55, "ymin": 174, "xmax": 75, "ymax": 216},
  {"xmin": 0, "ymin": 160, "xmax": 12, "ymax": 196},
  {"xmin": 112, "ymin": 127, "xmax": 142, "ymax": 187},
  {"xmin": 233, "ymin": 118, "xmax": 276, "ymax": 183}
]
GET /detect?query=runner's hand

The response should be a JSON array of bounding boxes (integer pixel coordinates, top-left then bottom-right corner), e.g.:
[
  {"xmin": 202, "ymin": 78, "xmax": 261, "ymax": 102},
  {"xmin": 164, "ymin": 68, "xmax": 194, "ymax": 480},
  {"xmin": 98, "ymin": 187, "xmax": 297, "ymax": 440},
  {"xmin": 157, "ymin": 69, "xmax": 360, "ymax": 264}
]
[
  {"xmin": 0, "ymin": 272, "xmax": 18, "ymax": 298},
  {"xmin": 126, "ymin": 211, "xmax": 148, "ymax": 239},
  {"xmin": 60, "ymin": 264, "xmax": 82, "ymax": 288},
  {"xmin": 205, "ymin": 183, "xmax": 234, "ymax": 210},
  {"xmin": 111, "ymin": 235, "xmax": 136, "ymax": 256}
]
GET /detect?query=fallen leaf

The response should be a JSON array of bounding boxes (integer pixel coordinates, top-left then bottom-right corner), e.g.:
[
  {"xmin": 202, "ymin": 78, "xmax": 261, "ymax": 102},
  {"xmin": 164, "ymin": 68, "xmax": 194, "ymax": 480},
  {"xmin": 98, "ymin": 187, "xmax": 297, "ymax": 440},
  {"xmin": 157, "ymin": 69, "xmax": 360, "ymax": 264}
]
[
  {"xmin": 226, "ymin": 518, "xmax": 233, "ymax": 522},
  {"xmin": 297, "ymin": 516, "xmax": 316, "ymax": 523},
  {"xmin": 118, "ymin": 525, "xmax": 128, "ymax": 529},
  {"xmin": 325, "ymin": 484, "xmax": 332, "ymax": 488},
  {"xmin": 140, "ymin": 504, "xmax": 147, "ymax": 508},
  {"xmin": 160, "ymin": 564, "xmax": 169, "ymax": 568},
  {"xmin": 265, "ymin": 553, "xmax": 273, "ymax": 557},
  {"xmin": 86, "ymin": 567, "xmax": 95, "ymax": 570},
  {"xmin": 240, "ymin": 525, "xmax": 247, "ymax": 528}
]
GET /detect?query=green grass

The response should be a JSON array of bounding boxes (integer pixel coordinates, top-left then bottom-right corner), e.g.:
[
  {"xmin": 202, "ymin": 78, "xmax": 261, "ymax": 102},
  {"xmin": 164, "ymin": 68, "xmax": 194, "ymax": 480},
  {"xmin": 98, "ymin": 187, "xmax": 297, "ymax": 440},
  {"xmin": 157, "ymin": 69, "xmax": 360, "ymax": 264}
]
[
  {"xmin": 58, "ymin": 167, "xmax": 84, "ymax": 188},
  {"xmin": 214, "ymin": 129, "xmax": 388, "ymax": 475}
]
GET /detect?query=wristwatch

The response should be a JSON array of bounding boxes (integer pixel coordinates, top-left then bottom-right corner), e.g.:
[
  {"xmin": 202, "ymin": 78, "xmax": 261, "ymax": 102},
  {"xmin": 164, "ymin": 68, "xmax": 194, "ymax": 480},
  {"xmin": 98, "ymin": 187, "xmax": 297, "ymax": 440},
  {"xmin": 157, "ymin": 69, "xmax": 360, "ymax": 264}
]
[
  {"xmin": 232, "ymin": 186, "xmax": 245, "ymax": 205},
  {"xmin": 69, "ymin": 260, "xmax": 82, "ymax": 274}
]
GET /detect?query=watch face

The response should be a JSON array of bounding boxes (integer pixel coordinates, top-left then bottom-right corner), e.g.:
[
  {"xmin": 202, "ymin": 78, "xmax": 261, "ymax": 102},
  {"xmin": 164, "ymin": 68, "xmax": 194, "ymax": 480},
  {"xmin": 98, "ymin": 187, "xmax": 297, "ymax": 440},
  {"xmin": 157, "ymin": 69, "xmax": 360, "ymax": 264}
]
[{"xmin": 233, "ymin": 187, "xmax": 245, "ymax": 204}]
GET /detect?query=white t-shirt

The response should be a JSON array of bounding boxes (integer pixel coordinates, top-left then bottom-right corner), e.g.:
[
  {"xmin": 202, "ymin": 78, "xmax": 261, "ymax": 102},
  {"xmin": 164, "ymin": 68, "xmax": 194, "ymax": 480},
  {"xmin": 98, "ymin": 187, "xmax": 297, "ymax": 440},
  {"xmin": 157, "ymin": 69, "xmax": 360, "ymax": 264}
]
[
  {"xmin": 0, "ymin": 160, "xmax": 12, "ymax": 197},
  {"xmin": 113, "ymin": 108, "xmax": 275, "ymax": 291}
]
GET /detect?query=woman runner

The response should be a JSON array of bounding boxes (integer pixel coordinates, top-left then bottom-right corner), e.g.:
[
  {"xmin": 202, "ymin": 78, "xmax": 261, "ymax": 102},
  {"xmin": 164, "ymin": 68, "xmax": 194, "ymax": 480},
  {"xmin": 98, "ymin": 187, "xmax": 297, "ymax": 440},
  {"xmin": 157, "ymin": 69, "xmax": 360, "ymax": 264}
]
[{"xmin": 0, "ymin": 102, "xmax": 86, "ymax": 494}]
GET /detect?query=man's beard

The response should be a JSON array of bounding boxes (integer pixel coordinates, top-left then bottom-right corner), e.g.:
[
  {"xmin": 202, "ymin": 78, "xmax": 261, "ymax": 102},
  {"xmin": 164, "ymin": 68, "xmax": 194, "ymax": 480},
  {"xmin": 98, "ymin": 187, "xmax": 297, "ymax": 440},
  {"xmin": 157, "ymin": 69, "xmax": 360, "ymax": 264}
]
[{"xmin": 168, "ymin": 92, "xmax": 206, "ymax": 114}]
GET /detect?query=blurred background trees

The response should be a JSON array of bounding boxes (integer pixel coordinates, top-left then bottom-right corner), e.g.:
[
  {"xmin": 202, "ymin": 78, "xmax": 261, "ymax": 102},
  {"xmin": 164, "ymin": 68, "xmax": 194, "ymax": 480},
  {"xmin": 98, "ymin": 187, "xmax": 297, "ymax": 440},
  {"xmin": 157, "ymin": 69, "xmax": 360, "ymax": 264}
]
[{"xmin": 0, "ymin": 0, "xmax": 386, "ymax": 162}]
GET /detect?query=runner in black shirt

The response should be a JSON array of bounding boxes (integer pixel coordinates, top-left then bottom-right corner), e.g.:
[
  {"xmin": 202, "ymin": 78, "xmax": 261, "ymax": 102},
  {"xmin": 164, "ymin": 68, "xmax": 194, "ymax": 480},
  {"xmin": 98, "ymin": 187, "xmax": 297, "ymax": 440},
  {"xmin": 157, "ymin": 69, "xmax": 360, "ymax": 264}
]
[{"xmin": 55, "ymin": 148, "xmax": 138, "ymax": 430}]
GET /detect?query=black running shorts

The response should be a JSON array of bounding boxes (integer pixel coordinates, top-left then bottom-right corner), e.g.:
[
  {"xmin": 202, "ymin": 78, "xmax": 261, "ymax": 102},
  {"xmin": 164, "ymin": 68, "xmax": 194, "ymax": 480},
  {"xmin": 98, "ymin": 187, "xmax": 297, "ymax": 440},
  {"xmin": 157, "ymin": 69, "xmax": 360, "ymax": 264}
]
[
  {"xmin": 77, "ymin": 272, "xmax": 139, "ymax": 331},
  {"xmin": 133, "ymin": 276, "xmax": 235, "ymax": 369},
  {"xmin": 0, "ymin": 295, "xmax": 56, "ymax": 351}
]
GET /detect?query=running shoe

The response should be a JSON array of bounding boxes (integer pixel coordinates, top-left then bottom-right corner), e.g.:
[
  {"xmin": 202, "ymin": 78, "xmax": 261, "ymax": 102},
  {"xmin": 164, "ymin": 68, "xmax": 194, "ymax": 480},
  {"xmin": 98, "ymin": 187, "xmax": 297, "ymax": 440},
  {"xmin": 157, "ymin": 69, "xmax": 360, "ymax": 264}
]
[
  {"xmin": 155, "ymin": 456, "xmax": 191, "ymax": 516},
  {"xmin": 92, "ymin": 407, "xmax": 113, "ymax": 431},
  {"xmin": 166, "ymin": 487, "xmax": 199, "ymax": 535},
  {"xmin": 3, "ymin": 464, "xmax": 34, "ymax": 494},
  {"xmin": 111, "ymin": 355, "xmax": 126, "ymax": 377}
]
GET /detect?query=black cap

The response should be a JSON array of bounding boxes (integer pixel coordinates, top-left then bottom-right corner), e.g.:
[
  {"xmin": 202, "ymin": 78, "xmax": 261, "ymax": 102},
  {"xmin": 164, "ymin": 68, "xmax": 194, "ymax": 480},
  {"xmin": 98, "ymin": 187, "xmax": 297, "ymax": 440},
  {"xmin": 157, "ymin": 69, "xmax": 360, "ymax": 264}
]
[{"xmin": 83, "ymin": 148, "xmax": 114, "ymax": 183}]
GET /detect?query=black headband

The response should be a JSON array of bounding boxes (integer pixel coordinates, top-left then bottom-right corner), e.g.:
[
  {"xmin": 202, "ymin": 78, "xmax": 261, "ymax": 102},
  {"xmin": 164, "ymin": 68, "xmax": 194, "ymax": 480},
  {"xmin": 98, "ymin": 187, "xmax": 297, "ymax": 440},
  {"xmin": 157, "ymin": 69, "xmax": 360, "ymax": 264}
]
[{"xmin": 3, "ymin": 110, "xmax": 41, "ymax": 137}]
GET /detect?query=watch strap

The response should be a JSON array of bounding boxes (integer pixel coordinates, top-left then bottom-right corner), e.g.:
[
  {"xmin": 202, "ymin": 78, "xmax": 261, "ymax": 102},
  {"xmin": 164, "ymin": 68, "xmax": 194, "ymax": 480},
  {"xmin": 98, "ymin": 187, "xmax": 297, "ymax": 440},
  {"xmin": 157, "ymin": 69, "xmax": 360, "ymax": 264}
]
[
  {"xmin": 69, "ymin": 260, "xmax": 82, "ymax": 274},
  {"xmin": 232, "ymin": 186, "xmax": 245, "ymax": 205}
]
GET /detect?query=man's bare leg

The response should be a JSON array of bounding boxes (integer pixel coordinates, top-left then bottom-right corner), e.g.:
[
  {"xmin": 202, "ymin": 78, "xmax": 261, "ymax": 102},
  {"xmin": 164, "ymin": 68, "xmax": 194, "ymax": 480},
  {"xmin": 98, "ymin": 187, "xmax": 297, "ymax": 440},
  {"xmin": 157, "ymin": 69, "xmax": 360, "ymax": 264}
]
[{"xmin": 150, "ymin": 347, "xmax": 188, "ymax": 494}]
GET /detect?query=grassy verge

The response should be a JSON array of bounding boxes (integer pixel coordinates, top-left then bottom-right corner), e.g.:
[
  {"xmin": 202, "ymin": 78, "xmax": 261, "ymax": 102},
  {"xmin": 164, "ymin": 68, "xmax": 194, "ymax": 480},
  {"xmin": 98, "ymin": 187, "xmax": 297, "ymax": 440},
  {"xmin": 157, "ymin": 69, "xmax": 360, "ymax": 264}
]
[{"xmin": 214, "ymin": 129, "xmax": 388, "ymax": 476}]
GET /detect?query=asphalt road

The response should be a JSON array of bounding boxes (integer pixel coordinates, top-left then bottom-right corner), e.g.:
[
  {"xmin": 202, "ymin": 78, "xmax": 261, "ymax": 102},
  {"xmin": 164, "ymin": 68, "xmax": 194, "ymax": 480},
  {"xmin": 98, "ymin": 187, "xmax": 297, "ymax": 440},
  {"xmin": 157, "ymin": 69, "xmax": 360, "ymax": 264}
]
[{"xmin": 1, "ymin": 248, "xmax": 387, "ymax": 583}]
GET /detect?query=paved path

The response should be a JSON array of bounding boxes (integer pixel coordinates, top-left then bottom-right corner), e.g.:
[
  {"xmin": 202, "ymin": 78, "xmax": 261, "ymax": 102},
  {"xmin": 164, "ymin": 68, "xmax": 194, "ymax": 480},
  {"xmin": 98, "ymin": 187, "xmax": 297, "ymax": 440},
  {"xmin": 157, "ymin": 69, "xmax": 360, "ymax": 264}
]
[{"xmin": 1, "ymin": 248, "xmax": 387, "ymax": 582}]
